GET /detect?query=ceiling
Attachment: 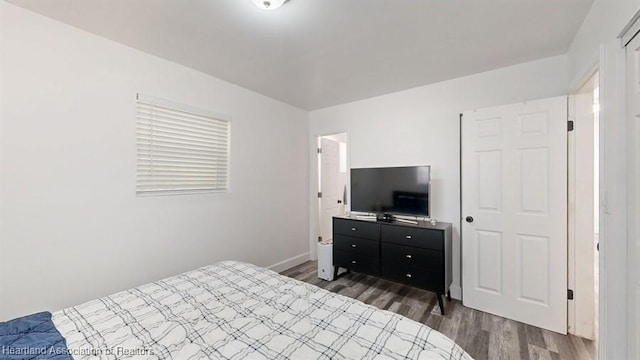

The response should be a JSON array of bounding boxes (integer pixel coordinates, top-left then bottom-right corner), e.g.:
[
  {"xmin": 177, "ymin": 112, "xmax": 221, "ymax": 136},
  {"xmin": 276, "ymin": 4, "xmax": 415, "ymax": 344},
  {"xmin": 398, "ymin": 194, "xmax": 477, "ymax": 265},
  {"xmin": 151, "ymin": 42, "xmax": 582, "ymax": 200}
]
[{"xmin": 7, "ymin": 0, "xmax": 594, "ymax": 110}]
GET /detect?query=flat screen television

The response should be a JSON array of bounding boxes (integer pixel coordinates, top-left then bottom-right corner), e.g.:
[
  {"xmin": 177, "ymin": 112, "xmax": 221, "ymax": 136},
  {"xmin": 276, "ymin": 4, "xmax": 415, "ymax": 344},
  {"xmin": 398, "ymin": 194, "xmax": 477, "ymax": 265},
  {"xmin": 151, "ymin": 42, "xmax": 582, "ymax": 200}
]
[{"xmin": 350, "ymin": 165, "xmax": 431, "ymax": 217}]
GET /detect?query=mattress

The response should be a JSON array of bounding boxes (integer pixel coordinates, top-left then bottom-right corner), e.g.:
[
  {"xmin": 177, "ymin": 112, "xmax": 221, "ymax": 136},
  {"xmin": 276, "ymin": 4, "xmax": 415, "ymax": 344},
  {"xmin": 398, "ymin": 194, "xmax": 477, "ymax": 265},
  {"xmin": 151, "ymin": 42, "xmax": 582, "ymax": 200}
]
[{"xmin": 52, "ymin": 261, "xmax": 472, "ymax": 359}]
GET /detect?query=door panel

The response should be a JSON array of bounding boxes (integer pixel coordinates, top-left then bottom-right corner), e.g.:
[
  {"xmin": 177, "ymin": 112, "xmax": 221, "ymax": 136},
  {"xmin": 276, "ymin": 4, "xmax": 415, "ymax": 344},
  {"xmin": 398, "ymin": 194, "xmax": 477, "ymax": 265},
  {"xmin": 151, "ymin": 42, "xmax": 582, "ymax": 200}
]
[
  {"xmin": 462, "ymin": 96, "xmax": 567, "ymax": 334},
  {"xmin": 519, "ymin": 147, "xmax": 549, "ymax": 214},
  {"xmin": 517, "ymin": 234, "xmax": 549, "ymax": 305},
  {"xmin": 477, "ymin": 150, "xmax": 503, "ymax": 211},
  {"xmin": 475, "ymin": 230, "xmax": 503, "ymax": 295}
]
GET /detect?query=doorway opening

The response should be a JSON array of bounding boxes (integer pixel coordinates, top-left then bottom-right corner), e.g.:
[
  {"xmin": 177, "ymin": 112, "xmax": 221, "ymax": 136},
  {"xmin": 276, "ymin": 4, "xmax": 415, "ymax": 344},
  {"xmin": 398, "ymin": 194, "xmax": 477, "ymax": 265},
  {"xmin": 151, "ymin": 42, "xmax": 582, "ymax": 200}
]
[
  {"xmin": 317, "ymin": 133, "xmax": 349, "ymax": 247},
  {"xmin": 568, "ymin": 71, "xmax": 600, "ymax": 344}
]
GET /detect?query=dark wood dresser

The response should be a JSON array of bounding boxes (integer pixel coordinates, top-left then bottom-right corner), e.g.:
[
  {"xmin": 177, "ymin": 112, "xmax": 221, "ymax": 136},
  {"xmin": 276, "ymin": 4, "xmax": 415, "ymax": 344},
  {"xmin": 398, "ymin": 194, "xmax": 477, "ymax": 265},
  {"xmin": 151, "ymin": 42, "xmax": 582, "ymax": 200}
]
[{"xmin": 332, "ymin": 216, "xmax": 453, "ymax": 314}]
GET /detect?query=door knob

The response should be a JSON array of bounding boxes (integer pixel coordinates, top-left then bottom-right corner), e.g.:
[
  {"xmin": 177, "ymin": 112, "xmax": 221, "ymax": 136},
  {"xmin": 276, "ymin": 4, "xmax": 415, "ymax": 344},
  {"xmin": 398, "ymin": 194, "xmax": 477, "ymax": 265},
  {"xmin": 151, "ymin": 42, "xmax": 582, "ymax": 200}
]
[{"xmin": 465, "ymin": 216, "xmax": 474, "ymax": 223}]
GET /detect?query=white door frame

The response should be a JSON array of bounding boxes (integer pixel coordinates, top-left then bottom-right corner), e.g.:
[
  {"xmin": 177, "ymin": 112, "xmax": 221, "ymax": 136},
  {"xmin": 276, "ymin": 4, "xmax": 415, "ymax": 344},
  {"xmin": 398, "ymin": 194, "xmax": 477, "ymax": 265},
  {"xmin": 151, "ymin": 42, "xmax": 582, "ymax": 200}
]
[
  {"xmin": 622, "ymin": 18, "xmax": 640, "ymax": 359},
  {"xmin": 567, "ymin": 70, "xmax": 598, "ymax": 339},
  {"xmin": 596, "ymin": 28, "xmax": 631, "ymax": 360},
  {"xmin": 309, "ymin": 130, "xmax": 350, "ymax": 261}
]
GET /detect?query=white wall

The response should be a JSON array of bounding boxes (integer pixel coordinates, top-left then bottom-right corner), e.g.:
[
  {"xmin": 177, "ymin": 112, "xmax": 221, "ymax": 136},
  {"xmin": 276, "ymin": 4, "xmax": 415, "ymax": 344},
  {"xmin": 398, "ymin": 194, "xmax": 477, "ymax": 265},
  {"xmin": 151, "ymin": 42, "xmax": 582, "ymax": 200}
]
[
  {"xmin": 567, "ymin": 0, "xmax": 640, "ymax": 89},
  {"xmin": 309, "ymin": 55, "xmax": 569, "ymax": 299},
  {"xmin": 0, "ymin": 2, "xmax": 309, "ymax": 321}
]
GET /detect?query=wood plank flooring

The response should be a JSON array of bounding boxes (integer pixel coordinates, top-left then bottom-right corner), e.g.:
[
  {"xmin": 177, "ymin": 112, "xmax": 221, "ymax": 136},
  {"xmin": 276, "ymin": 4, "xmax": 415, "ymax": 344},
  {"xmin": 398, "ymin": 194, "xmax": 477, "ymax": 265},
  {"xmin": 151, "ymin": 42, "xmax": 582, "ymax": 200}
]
[{"xmin": 281, "ymin": 261, "xmax": 597, "ymax": 360}]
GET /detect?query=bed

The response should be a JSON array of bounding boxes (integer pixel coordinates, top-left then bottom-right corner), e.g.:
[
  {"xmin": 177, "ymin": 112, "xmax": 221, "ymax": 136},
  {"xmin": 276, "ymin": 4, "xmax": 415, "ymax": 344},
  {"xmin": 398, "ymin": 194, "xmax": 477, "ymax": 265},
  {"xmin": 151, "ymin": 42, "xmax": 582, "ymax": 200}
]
[{"xmin": 3, "ymin": 261, "xmax": 472, "ymax": 359}]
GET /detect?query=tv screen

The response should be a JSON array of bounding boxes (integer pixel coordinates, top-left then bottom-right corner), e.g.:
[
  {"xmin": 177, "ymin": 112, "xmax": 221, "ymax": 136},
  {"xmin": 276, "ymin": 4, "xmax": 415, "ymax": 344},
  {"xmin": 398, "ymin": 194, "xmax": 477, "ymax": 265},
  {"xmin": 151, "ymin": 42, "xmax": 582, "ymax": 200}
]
[{"xmin": 350, "ymin": 166, "xmax": 431, "ymax": 217}]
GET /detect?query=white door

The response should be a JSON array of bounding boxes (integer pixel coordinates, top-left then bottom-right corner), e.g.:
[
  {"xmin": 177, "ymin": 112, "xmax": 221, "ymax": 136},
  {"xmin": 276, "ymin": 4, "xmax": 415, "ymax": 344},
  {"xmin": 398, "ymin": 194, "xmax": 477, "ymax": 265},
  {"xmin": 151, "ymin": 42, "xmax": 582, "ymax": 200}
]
[
  {"xmin": 320, "ymin": 138, "xmax": 342, "ymax": 242},
  {"xmin": 462, "ymin": 96, "xmax": 568, "ymax": 334},
  {"xmin": 626, "ymin": 32, "xmax": 640, "ymax": 359}
]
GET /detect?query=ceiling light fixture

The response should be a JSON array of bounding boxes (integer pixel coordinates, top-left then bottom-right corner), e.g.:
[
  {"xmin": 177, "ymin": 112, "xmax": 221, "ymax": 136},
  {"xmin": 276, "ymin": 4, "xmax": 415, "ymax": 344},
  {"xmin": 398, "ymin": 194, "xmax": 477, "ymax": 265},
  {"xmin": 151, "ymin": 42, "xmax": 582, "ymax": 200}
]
[{"xmin": 252, "ymin": 0, "xmax": 287, "ymax": 10}]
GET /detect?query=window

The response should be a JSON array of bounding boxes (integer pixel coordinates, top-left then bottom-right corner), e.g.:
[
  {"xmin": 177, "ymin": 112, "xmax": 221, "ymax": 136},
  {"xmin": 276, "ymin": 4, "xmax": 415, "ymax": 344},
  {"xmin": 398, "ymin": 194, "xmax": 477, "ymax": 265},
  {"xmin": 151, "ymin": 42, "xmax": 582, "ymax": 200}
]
[{"xmin": 136, "ymin": 94, "xmax": 230, "ymax": 195}]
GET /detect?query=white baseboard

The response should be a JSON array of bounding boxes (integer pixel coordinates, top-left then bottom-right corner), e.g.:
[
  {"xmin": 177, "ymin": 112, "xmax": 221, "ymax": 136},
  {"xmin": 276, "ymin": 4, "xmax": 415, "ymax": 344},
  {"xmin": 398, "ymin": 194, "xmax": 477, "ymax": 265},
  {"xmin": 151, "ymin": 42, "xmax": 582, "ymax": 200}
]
[
  {"xmin": 267, "ymin": 252, "xmax": 310, "ymax": 273},
  {"xmin": 450, "ymin": 285, "xmax": 462, "ymax": 301}
]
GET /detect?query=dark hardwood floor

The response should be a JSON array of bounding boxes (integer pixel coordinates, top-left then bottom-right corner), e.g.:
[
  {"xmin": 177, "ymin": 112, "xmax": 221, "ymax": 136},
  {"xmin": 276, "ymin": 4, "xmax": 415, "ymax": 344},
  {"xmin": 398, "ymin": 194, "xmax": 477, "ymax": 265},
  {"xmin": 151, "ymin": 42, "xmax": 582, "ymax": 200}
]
[{"xmin": 281, "ymin": 261, "xmax": 597, "ymax": 360}]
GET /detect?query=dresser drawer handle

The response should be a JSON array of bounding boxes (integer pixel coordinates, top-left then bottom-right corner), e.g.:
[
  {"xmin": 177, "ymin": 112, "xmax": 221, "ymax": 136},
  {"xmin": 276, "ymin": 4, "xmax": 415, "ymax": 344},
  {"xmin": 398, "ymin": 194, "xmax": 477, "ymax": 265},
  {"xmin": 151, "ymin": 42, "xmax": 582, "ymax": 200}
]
[
  {"xmin": 405, "ymin": 235, "xmax": 412, "ymax": 239},
  {"xmin": 406, "ymin": 273, "xmax": 412, "ymax": 278},
  {"xmin": 351, "ymin": 244, "xmax": 357, "ymax": 248},
  {"xmin": 352, "ymin": 260, "xmax": 357, "ymax": 264},
  {"xmin": 406, "ymin": 254, "xmax": 412, "ymax": 259},
  {"xmin": 351, "ymin": 227, "xmax": 357, "ymax": 231}
]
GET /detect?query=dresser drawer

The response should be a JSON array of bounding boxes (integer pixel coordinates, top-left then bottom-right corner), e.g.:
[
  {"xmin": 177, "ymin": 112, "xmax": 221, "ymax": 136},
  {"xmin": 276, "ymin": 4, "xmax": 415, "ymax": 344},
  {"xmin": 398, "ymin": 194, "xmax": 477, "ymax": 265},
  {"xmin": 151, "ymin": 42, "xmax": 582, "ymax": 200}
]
[
  {"xmin": 381, "ymin": 265, "xmax": 443, "ymax": 293},
  {"xmin": 334, "ymin": 250, "xmax": 380, "ymax": 275},
  {"xmin": 334, "ymin": 235, "xmax": 379, "ymax": 257},
  {"xmin": 380, "ymin": 225, "xmax": 443, "ymax": 251},
  {"xmin": 381, "ymin": 243, "xmax": 442, "ymax": 270},
  {"xmin": 334, "ymin": 218, "xmax": 379, "ymax": 240}
]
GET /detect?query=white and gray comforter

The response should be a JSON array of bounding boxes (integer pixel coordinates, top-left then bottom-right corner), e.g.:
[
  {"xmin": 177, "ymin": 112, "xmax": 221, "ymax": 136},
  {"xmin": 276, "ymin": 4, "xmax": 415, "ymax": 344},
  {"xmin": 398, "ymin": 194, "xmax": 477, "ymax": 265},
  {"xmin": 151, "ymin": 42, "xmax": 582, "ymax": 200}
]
[{"xmin": 53, "ymin": 261, "xmax": 471, "ymax": 359}]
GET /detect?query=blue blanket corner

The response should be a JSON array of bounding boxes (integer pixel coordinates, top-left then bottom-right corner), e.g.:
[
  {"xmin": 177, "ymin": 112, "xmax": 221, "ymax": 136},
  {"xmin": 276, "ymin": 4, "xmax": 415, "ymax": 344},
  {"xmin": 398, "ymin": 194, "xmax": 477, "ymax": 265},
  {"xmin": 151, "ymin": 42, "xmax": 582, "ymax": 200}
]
[{"xmin": 0, "ymin": 311, "xmax": 72, "ymax": 360}]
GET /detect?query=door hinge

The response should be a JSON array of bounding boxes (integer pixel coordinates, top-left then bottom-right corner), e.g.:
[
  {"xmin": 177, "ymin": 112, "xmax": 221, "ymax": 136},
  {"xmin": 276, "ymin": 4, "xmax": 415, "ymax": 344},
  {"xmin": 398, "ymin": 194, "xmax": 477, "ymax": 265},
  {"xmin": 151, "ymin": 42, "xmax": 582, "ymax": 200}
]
[
  {"xmin": 317, "ymin": 192, "xmax": 322, "ymax": 198},
  {"xmin": 568, "ymin": 289, "xmax": 574, "ymax": 300},
  {"xmin": 568, "ymin": 120, "xmax": 574, "ymax": 132},
  {"xmin": 317, "ymin": 148, "xmax": 322, "ymax": 154}
]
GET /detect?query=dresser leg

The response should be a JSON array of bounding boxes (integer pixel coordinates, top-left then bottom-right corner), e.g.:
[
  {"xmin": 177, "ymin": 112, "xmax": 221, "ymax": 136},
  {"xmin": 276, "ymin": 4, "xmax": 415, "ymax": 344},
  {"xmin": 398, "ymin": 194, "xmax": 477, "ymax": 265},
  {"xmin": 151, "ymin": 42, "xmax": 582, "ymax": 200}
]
[
  {"xmin": 437, "ymin": 294, "xmax": 446, "ymax": 315},
  {"xmin": 333, "ymin": 266, "xmax": 339, "ymax": 280},
  {"xmin": 446, "ymin": 290, "xmax": 451, "ymax": 301}
]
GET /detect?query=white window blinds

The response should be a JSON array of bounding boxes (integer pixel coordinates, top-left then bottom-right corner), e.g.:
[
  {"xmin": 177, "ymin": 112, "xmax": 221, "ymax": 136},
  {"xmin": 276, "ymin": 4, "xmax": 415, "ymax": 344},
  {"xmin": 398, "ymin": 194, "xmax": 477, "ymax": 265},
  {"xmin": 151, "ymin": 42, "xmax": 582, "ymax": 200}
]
[{"xmin": 136, "ymin": 94, "xmax": 230, "ymax": 195}]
